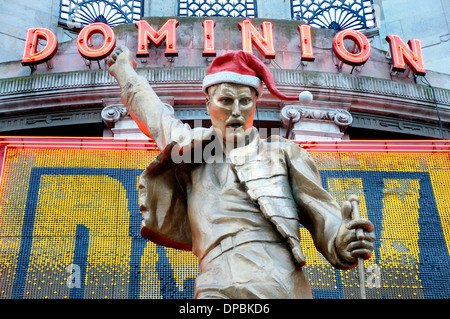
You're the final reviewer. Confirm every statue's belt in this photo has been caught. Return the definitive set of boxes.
[200,229,283,265]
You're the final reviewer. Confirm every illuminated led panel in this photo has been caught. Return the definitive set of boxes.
[0,140,449,299]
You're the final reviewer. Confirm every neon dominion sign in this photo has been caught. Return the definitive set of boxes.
[21,18,426,76]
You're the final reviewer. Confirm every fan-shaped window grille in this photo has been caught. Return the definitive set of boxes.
[291,0,376,31]
[178,0,257,18]
[60,0,143,28]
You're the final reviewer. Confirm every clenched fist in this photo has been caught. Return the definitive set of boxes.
[335,196,375,269]
[108,45,137,78]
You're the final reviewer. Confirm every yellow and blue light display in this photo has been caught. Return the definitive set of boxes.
[0,146,449,299]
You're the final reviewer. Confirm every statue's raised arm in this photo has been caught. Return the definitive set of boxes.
[108,48,375,300]
[108,46,190,149]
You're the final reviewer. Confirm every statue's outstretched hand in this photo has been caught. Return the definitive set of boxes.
[335,197,375,269]
[108,45,137,78]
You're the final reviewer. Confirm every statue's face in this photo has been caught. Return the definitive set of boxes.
[206,83,257,143]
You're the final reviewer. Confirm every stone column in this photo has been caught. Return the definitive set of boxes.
[101,98,148,139]
[281,104,353,140]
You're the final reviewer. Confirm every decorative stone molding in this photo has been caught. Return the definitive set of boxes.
[351,112,450,139]
[281,104,353,131]
[330,109,354,130]
[281,104,353,140]
[101,104,128,128]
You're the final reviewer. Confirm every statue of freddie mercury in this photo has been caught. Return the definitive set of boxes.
[108,46,375,299]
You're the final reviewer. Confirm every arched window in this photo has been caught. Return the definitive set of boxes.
[178,0,257,18]
[59,0,143,29]
[291,0,376,31]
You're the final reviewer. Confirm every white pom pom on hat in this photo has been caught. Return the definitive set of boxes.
[202,51,312,102]
[299,90,313,104]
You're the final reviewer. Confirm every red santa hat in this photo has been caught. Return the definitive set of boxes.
[202,50,303,101]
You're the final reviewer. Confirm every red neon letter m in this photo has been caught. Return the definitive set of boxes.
[239,19,276,59]
[136,19,179,57]
[386,35,426,76]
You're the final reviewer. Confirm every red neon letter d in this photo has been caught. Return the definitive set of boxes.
[22,28,58,66]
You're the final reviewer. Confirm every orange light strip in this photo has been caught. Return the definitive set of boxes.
[293,139,450,153]
[1,137,449,154]
[300,148,450,153]
[0,145,7,192]
[293,139,450,144]
[0,136,158,152]
[2,145,156,152]
[0,142,157,152]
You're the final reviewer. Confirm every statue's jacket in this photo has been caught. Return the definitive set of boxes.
[137,125,349,269]
[123,76,350,270]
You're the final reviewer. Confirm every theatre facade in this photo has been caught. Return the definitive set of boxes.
[2,14,450,140]
[0,0,449,300]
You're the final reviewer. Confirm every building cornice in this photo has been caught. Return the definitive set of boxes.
[0,67,449,127]
[1,67,449,104]
[0,108,103,132]
[0,67,446,96]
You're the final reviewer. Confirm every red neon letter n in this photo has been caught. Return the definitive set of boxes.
[239,19,276,59]
[386,35,426,76]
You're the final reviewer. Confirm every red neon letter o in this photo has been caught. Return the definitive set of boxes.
[333,30,371,66]
[77,22,116,61]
